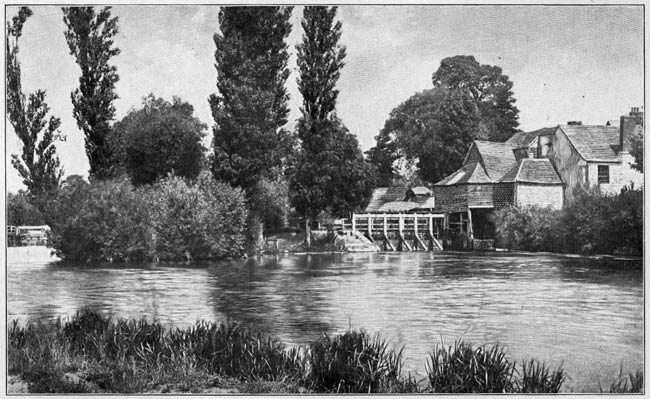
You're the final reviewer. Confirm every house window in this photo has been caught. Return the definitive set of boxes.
[598,165,610,184]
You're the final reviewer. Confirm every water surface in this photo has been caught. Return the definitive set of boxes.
[7,246,643,392]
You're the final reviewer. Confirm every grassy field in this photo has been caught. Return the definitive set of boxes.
[8,310,642,394]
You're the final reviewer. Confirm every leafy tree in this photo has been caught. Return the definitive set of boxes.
[114,94,206,186]
[7,7,63,209]
[290,6,373,247]
[373,56,519,185]
[629,127,643,172]
[432,55,519,142]
[62,6,120,180]
[366,128,400,187]
[209,6,293,253]
[7,191,45,226]
[378,87,481,184]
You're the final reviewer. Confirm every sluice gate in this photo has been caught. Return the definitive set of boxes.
[352,213,445,251]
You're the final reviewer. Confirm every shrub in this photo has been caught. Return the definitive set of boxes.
[146,171,248,260]
[493,187,643,256]
[493,205,562,252]
[48,176,153,262]
[47,172,247,262]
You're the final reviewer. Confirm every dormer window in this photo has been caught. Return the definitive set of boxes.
[598,165,610,184]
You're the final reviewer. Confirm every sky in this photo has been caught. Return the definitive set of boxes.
[4,5,644,193]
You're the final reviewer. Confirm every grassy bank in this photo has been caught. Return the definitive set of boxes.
[9,310,642,393]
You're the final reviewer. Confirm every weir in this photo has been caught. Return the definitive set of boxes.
[352,213,445,251]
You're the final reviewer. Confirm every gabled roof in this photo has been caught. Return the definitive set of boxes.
[558,125,620,161]
[435,162,492,185]
[500,159,563,184]
[506,127,554,148]
[364,186,407,212]
[472,141,518,181]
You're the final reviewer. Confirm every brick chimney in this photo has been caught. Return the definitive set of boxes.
[620,107,643,153]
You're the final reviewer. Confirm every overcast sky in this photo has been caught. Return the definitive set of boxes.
[5,5,644,193]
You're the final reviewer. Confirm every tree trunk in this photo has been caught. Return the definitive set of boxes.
[305,216,311,248]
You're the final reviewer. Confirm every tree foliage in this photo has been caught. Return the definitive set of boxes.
[48,176,153,262]
[365,128,399,187]
[290,6,373,238]
[7,191,45,226]
[146,172,248,260]
[114,94,206,186]
[209,6,294,191]
[368,55,519,185]
[432,55,519,142]
[7,7,63,206]
[62,6,120,180]
[373,87,480,184]
[629,127,643,172]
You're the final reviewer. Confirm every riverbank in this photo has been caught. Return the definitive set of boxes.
[8,310,642,394]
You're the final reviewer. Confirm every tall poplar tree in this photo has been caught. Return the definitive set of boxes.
[7,7,63,210]
[210,6,293,252]
[62,6,120,180]
[290,6,372,247]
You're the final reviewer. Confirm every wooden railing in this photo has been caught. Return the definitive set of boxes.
[351,213,445,251]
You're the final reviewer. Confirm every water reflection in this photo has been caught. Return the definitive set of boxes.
[7,247,643,392]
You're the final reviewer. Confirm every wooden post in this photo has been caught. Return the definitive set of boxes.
[352,214,356,232]
[467,209,473,239]
[368,215,372,239]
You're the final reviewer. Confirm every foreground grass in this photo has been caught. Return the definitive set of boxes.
[8,310,642,393]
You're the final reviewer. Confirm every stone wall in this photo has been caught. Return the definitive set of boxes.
[516,184,564,209]
[587,154,644,195]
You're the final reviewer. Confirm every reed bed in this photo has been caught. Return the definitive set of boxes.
[7,310,641,394]
[425,340,566,393]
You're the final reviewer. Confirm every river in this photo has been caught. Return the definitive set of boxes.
[7,246,643,392]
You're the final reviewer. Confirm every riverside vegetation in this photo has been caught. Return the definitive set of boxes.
[493,187,642,256]
[44,171,249,262]
[8,310,642,394]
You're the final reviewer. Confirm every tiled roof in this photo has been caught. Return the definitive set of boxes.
[435,162,492,185]
[505,127,554,148]
[364,186,407,212]
[500,159,563,184]
[473,141,518,181]
[559,125,620,161]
